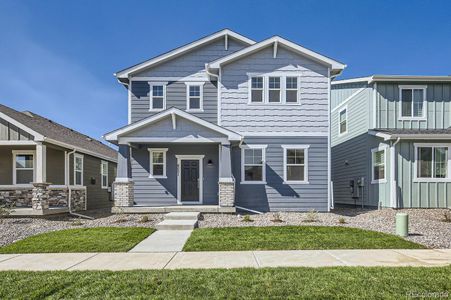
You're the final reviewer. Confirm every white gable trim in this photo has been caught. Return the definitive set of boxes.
[208,36,346,71]
[0,112,45,141]
[104,107,242,142]
[115,29,255,78]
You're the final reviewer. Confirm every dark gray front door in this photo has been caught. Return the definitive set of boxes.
[181,160,199,202]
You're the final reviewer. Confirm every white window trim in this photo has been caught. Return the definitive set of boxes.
[185,82,205,112]
[371,146,388,184]
[100,160,108,189]
[12,150,36,185]
[240,144,267,184]
[74,153,84,186]
[282,145,309,184]
[398,85,427,121]
[148,82,167,112]
[148,148,168,179]
[247,73,301,105]
[268,76,282,103]
[413,143,451,182]
[338,106,348,136]
[176,154,204,204]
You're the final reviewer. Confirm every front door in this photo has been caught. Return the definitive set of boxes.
[180,160,199,202]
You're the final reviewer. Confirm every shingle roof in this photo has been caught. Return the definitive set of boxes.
[0,104,116,161]
[371,128,451,140]
[374,128,451,135]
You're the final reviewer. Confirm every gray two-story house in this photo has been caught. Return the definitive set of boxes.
[105,29,346,212]
[331,75,451,209]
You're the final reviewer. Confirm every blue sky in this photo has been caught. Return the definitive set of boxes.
[1,0,450,142]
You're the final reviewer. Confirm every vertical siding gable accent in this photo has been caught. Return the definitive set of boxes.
[0,117,34,141]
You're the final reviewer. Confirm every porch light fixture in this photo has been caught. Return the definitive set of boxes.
[207,159,213,166]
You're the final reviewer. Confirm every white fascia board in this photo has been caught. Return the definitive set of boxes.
[115,29,255,78]
[0,112,45,141]
[331,77,373,85]
[333,75,451,85]
[104,107,242,142]
[368,130,392,141]
[368,130,451,141]
[208,36,346,71]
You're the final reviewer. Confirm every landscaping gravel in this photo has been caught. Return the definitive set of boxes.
[199,208,451,249]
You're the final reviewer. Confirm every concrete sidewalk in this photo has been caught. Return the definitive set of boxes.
[0,249,449,271]
[129,230,192,252]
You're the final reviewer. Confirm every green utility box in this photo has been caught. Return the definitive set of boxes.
[395,213,409,237]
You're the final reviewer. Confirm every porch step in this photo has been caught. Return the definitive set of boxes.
[155,219,198,230]
[165,212,200,221]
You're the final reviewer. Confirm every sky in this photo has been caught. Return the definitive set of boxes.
[1,0,450,143]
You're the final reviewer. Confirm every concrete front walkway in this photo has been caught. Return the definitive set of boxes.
[129,230,192,252]
[0,249,450,271]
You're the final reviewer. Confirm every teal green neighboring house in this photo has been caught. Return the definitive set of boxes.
[331,75,451,208]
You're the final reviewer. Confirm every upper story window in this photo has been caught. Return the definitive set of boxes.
[268,77,281,103]
[74,154,84,186]
[339,107,348,135]
[13,150,35,185]
[148,148,168,178]
[186,83,204,111]
[282,145,309,184]
[371,146,387,184]
[240,145,267,184]
[285,77,299,103]
[399,85,426,119]
[415,144,450,181]
[149,83,166,111]
[250,77,264,103]
[101,160,108,189]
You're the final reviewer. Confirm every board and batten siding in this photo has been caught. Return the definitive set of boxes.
[130,144,219,206]
[233,136,329,212]
[376,82,451,129]
[330,82,368,110]
[220,45,329,133]
[0,118,33,141]
[130,81,218,123]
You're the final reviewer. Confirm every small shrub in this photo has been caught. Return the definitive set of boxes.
[139,215,150,223]
[338,217,346,224]
[443,211,451,223]
[242,215,253,222]
[271,212,283,223]
[303,209,318,223]
[71,220,83,226]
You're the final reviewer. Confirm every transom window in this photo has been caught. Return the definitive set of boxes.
[250,77,264,103]
[186,84,203,111]
[416,146,448,179]
[241,145,267,183]
[13,151,35,185]
[371,147,386,183]
[285,77,298,103]
[399,86,426,119]
[74,154,84,186]
[268,77,281,103]
[339,107,347,135]
[282,145,308,183]
[149,84,166,111]
[101,161,108,189]
[149,148,168,178]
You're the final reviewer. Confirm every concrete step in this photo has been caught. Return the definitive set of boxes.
[155,219,198,230]
[165,212,200,221]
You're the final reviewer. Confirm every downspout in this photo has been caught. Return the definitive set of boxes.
[390,137,401,209]
[205,63,219,79]
[236,205,263,215]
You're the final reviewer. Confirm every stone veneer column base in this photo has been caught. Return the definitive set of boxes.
[219,180,235,207]
[31,182,50,211]
[114,181,134,207]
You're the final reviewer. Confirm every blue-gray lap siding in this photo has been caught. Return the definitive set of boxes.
[130,144,219,206]
[233,136,329,212]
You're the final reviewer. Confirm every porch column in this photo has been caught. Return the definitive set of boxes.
[114,144,134,207]
[35,142,47,183]
[32,143,49,212]
[218,143,235,207]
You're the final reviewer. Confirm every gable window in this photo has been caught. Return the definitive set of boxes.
[149,148,168,178]
[240,145,267,184]
[250,77,264,103]
[101,161,108,189]
[149,83,166,111]
[416,145,449,180]
[339,107,348,135]
[74,154,84,186]
[186,83,204,111]
[282,145,308,183]
[399,86,426,119]
[268,77,281,103]
[13,150,35,185]
[286,77,299,103]
[371,147,386,183]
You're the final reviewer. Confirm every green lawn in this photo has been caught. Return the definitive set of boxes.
[0,227,153,253]
[0,267,449,299]
[183,226,425,251]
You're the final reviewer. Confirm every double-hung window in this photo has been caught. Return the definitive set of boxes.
[149,148,168,178]
[371,147,387,183]
[339,107,348,135]
[282,145,308,183]
[186,83,203,111]
[241,145,267,184]
[13,150,35,185]
[74,154,84,186]
[399,85,426,119]
[250,76,264,103]
[285,77,299,103]
[416,145,449,180]
[268,77,281,103]
[101,161,108,189]
[149,83,166,111]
